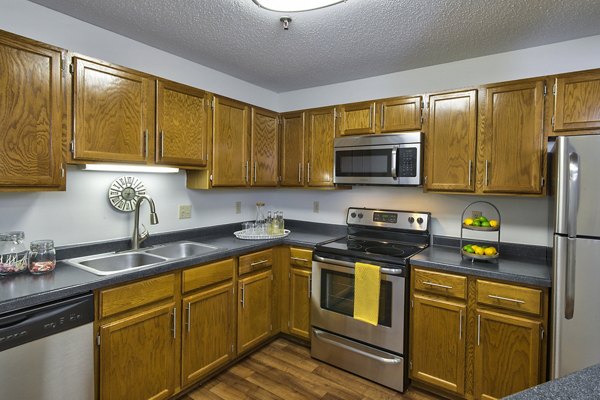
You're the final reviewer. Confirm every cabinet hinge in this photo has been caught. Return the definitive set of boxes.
[553,82,557,96]
[410,299,414,308]
[70,139,75,154]
[288,272,291,279]
[543,84,547,96]
[211,98,215,110]
[551,115,555,127]
[541,177,545,187]
[271,274,274,281]
[287,321,290,328]
[231,344,234,352]
[424,176,427,184]
[209,174,213,182]
[69,64,74,74]
[96,334,101,346]
[270,324,273,331]
[409,360,413,370]
[334,108,338,119]
[541,327,545,341]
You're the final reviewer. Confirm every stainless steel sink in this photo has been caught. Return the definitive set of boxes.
[143,241,219,259]
[65,252,168,276]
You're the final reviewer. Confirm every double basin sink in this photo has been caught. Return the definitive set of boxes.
[65,241,220,276]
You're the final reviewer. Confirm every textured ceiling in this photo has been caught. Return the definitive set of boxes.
[28,0,600,92]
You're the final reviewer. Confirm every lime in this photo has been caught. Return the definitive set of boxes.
[479,216,489,223]
[472,220,481,227]
[466,246,475,253]
[481,221,491,227]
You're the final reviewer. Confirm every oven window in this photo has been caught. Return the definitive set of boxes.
[335,149,392,177]
[320,269,392,327]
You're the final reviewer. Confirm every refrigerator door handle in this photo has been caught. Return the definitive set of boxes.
[567,152,580,238]
[565,238,576,319]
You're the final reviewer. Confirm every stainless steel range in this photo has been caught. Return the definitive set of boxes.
[311,207,430,392]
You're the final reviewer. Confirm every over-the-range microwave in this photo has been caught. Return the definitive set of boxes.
[333,132,423,186]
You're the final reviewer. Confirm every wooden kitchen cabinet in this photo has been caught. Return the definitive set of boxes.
[238,269,273,354]
[250,107,279,186]
[378,96,422,133]
[479,79,545,194]
[72,56,154,163]
[425,90,477,192]
[306,107,337,187]
[287,247,313,339]
[0,30,65,190]
[552,70,600,134]
[280,111,306,186]
[410,266,548,399]
[211,96,250,186]
[339,101,376,135]
[156,80,211,168]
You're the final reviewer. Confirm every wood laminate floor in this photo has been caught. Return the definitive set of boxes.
[182,339,442,400]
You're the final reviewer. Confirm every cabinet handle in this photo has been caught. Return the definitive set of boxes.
[477,314,481,346]
[488,294,525,304]
[240,284,245,308]
[459,309,463,339]
[254,161,257,183]
[245,161,249,183]
[298,163,302,183]
[160,130,165,158]
[485,160,490,186]
[144,129,149,159]
[380,104,384,129]
[307,162,311,183]
[423,281,453,290]
[468,160,472,187]
[369,104,373,129]
[186,302,191,333]
[172,307,177,339]
[291,256,309,263]
[308,273,312,299]
[250,259,269,267]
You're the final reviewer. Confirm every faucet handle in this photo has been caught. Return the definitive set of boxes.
[139,224,149,243]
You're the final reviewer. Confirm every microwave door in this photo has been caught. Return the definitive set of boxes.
[334,145,398,185]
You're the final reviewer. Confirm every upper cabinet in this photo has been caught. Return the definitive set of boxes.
[72,56,154,163]
[280,112,306,187]
[552,70,600,134]
[306,107,337,187]
[338,96,422,136]
[0,30,65,190]
[250,107,279,187]
[156,80,211,168]
[211,96,250,187]
[479,79,545,194]
[425,90,477,192]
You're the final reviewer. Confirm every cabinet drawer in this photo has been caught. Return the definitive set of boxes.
[290,247,312,269]
[476,280,542,316]
[183,258,234,293]
[100,274,175,319]
[413,268,466,300]
[239,249,273,275]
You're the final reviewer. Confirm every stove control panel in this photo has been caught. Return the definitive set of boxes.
[347,207,430,232]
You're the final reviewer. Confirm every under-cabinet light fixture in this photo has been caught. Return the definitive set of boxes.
[81,164,180,173]
[252,0,346,12]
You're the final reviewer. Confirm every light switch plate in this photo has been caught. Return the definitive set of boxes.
[179,204,192,219]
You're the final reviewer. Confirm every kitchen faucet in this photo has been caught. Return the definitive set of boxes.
[131,195,159,250]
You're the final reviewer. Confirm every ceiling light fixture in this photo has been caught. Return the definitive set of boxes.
[252,0,346,12]
[81,164,180,174]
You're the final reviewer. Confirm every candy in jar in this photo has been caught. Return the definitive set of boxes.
[29,240,56,274]
[0,231,29,276]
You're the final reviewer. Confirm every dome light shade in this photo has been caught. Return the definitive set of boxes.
[252,0,346,12]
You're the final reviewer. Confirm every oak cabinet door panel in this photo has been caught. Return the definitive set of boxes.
[280,112,305,186]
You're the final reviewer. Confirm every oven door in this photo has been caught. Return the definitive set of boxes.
[311,255,406,354]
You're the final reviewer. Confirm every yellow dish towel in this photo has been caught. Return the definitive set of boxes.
[353,262,381,326]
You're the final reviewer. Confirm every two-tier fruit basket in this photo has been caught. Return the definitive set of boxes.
[459,201,501,262]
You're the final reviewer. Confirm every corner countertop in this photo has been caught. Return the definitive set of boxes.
[505,364,600,399]
[410,245,552,287]
[0,221,345,315]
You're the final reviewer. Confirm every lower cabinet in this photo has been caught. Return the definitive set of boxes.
[287,247,313,339]
[409,266,548,400]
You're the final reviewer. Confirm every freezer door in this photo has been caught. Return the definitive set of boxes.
[551,235,600,379]
[554,135,600,237]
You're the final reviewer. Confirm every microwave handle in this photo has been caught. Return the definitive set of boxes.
[390,147,398,179]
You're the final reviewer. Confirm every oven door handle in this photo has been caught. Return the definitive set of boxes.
[313,255,404,276]
[313,328,402,365]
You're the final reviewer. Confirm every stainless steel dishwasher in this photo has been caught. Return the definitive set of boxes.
[0,293,94,400]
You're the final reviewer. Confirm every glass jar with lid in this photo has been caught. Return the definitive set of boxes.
[29,240,56,274]
[0,231,29,276]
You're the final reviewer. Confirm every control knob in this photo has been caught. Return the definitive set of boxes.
[408,217,415,223]
[417,217,424,224]
[350,212,357,218]
[357,213,363,219]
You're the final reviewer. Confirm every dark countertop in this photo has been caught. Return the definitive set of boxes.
[0,221,346,315]
[410,245,552,287]
[505,363,600,399]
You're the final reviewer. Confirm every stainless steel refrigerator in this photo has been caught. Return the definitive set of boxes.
[551,134,600,379]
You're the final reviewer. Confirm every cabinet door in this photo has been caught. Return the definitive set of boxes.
[475,309,541,399]
[339,101,376,135]
[554,72,600,132]
[212,97,249,186]
[425,90,477,192]
[182,282,235,387]
[480,80,545,194]
[280,112,305,186]
[238,270,272,354]
[99,303,176,400]
[289,267,311,339]
[378,96,422,133]
[156,81,210,167]
[306,107,336,187]
[410,294,466,395]
[73,57,153,163]
[0,32,64,189]
[250,107,278,186]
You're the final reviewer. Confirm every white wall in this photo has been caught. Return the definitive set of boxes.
[1,0,587,248]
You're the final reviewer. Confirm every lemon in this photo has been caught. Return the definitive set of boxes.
[484,247,497,256]
[489,220,499,228]
[475,247,485,256]
[464,218,474,226]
